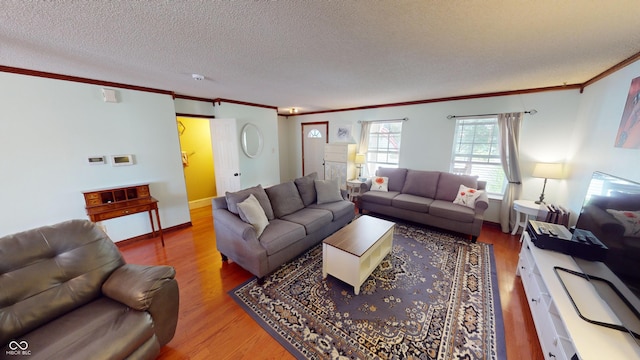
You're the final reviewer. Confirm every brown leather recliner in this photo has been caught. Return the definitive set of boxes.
[0,219,179,360]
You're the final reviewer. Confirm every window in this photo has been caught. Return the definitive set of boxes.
[307,129,322,138]
[365,121,403,175]
[450,117,506,195]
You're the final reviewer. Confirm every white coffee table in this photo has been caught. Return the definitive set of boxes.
[322,215,395,295]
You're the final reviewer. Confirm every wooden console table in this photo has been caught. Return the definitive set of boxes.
[82,184,164,246]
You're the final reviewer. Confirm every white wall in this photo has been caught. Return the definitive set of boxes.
[287,90,581,223]
[0,72,190,241]
[564,60,640,219]
[213,102,281,188]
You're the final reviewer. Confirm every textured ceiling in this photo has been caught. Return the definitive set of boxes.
[2,1,640,114]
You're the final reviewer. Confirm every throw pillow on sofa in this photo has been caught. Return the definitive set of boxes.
[265,181,305,218]
[453,184,484,208]
[225,184,275,220]
[237,194,269,237]
[294,172,318,206]
[315,178,343,204]
[371,176,389,192]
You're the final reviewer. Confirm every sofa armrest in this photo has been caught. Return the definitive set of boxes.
[213,208,257,241]
[103,264,179,346]
[102,264,176,311]
[474,192,489,215]
[360,178,373,193]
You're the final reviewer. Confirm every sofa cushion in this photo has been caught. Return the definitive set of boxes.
[281,208,333,234]
[370,176,389,192]
[258,219,307,255]
[294,172,318,206]
[392,194,433,212]
[315,178,343,204]
[237,194,270,237]
[361,190,400,206]
[435,172,479,202]
[225,184,275,220]
[453,184,485,209]
[21,297,159,360]
[265,181,306,218]
[429,200,476,223]
[308,200,355,221]
[376,167,408,192]
[401,170,440,198]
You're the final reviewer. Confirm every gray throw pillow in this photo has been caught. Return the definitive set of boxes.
[237,194,269,237]
[294,172,318,206]
[265,181,305,218]
[315,179,342,204]
[225,185,275,220]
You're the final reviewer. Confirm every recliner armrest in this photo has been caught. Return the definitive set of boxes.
[474,192,489,215]
[102,264,176,311]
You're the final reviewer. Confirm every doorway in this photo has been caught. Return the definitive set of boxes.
[302,122,328,179]
[177,116,217,209]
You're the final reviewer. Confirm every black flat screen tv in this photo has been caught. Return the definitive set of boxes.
[573,171,640,341]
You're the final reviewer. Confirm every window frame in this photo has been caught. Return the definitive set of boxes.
[364,120,404,176]
[449,116,506,197]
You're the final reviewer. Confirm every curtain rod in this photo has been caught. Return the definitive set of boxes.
[357,117,408,123]
[446,109,537,119]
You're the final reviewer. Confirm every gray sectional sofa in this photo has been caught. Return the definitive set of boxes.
[213,172,355,283]
[360,168,489,241]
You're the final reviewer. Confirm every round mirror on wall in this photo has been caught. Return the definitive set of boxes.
[241,123,264,158]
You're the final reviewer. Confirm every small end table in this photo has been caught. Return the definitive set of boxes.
[346,179,366,202]
[512,199,542,241]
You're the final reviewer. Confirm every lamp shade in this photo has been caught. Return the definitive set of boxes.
[532,163,564,179]
[355,153,366,165]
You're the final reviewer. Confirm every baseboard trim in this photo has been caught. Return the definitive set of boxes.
[189,197,215,210]
[115,222,192,247]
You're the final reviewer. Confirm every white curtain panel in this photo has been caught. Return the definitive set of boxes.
[498,112,523,233]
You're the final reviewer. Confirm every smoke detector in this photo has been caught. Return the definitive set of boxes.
[192,73,205,81]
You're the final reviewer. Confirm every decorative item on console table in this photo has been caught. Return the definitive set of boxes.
[82,183,164,246]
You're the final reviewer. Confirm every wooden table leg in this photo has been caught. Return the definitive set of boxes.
[154,208,164,247]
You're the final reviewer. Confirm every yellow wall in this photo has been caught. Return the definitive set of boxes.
[178,117,216,202]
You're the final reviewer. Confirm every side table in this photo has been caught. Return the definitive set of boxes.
[346,179,366,202]
[512,199,542,241]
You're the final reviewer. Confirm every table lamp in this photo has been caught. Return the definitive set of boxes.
[532,162,564,204]
[355,153,366,179]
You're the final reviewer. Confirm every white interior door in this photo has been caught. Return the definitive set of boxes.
[210,118,241,194]
[302,122,328,179]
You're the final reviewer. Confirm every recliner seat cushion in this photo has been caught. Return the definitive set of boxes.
[281,208,333,234]
[21,297,159,360]
[361,191,400,206]
[391,194,433,212]
[429,200,476,223]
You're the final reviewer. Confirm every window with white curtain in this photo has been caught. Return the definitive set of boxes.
[365,121,403,175]
[450,116,506,195]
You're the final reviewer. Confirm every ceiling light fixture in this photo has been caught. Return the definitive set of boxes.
[289,108,299,114]
[192,73,205,81]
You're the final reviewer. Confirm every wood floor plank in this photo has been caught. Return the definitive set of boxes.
[117,206,542,359]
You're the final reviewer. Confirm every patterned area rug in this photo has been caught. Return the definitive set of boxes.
[230,222,506,359]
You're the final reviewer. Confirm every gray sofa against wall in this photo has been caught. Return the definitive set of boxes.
[213,172,355,283]
[359,168,489,241]
[0,219,179,360]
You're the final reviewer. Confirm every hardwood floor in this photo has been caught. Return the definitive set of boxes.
[117,207,543,359]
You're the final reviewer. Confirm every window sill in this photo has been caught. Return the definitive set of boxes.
[487,193,504,201]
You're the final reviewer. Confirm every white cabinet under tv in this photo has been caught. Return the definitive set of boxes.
[517,232,640,359]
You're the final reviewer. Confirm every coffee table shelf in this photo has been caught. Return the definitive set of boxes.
[322,215,395,294]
